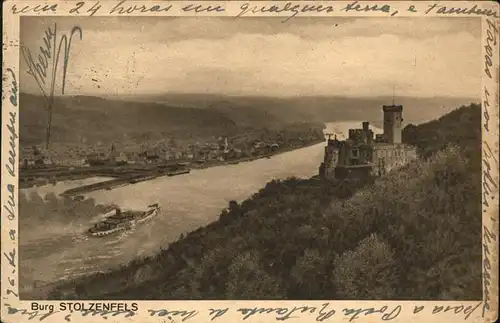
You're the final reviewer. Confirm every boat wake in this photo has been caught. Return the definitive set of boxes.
[71,234,89,243]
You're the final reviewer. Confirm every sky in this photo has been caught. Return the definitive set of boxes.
[20,16,481,98]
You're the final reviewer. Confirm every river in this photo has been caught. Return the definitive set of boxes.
[19,122,382,298]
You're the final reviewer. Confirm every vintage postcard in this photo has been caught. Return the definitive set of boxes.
[1,1,499,323]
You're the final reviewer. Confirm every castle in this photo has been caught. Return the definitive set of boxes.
[319,104,417,180]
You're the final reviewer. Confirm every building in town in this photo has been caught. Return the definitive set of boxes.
[319,104,417,180]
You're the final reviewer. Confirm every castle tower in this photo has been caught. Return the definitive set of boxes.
[382,105,403,144]
[362,121,369,133]
[362,121,373,144]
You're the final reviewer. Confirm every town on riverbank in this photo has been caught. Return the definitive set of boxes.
[20,126,326,194]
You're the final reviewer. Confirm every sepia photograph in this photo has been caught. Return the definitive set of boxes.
[16,14,484,303]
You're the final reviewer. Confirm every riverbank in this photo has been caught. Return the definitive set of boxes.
[191,138,325,170]
[22,138,326,194]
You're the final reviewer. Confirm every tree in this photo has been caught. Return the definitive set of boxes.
[402,124,418,145]
[289,249,330,299]
[332,233,398,299]
[225,251,284,299]
[228,200,240,213]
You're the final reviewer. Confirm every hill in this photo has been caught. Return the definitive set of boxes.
[402,105,482,162]
[19,93,238,147]
[21,91,475,149]
[122,93,475,128]
[19,93,323,149]
[48,103,482,300]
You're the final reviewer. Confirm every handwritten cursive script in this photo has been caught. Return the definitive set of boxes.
[4,68,18,178]
[341,1,391,14]
[3,66,19,302]
[343,305,401,321]
[5,305,60,321]
[237,2,334,22]
[4,183,16,221]
[483,225,497,317]
[483,87,491,132]
[482,140,498,317]
[3,242,17,298]
[4,68,18,106]
[5,111,18,177]
[481,14,499,318]
[78,308,136,319]
[235,303,400,321]
[21,24,82,100]
[484,19,498,79]
[425,4,499,17]
[110,0,172,14]
[237,305,318,321]
[20,23,82,149]
[11,3,57,14]
[148,309,198,321]
[482,142,498,209]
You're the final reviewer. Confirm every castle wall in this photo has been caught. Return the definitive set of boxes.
[320,145,339,179]
[372,144,417,176]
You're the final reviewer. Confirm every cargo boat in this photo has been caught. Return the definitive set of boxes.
[129,174,157,184]
[87,203,160,237]
[60,177,134,197]
[167,168,191,176]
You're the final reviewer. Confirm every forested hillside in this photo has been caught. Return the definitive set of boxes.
[19,93,323,148]
[49,103,482,300]
[21,92,474,149]
[403,103,481,163]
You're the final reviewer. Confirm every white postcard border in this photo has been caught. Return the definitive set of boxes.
[2,1,499,323]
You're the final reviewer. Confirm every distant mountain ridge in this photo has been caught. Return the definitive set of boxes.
[20,92,475,147]
[109,92,476,126]
[20,93,239,147]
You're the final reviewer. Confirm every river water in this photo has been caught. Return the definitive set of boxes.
[19,122,382,297]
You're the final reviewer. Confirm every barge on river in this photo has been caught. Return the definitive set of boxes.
[88,203,161,237]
